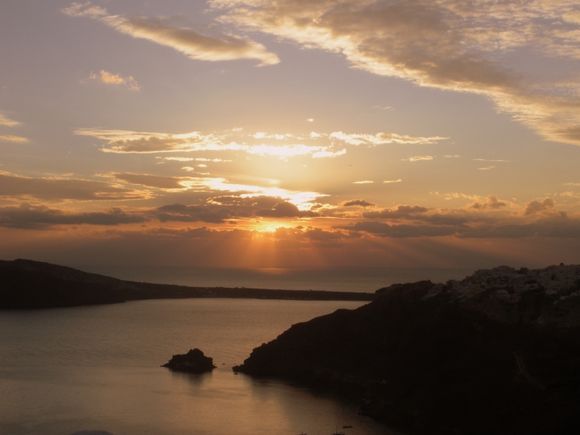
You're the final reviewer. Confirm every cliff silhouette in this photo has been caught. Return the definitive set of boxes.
[235,265,580,435]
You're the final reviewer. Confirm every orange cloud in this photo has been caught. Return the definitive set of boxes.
[89,70,140,91]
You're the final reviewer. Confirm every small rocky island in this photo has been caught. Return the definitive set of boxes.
[234,264,580,435]
[162,348,215,374]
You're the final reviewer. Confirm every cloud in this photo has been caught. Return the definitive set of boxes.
[0,135,29,143]
[344,221,457,238]
[212,0,580,145]
[402,155,434,162]
[74,127,436,158]
[179,177,324,210]
[259,200,305,218]
[333,197,580,239]
[0,203,146,228]
[0,192,318,228]
[158,156,231,163]
[312,148,347,159]
[352,180,374,185]
[74,128,344,158]
[471,196,507,210]
[343,199,374,207]
[341,216,580,239]
[525,198,555,215]
[0,172,141,201]
[63,1,279,66]
[155,203,231,223]
[0,169,323,211]
[114,172,186,189]
[3,195,580,247]
[0,113,28,144]
[329,131,446,146]
[89,70,140,91]
[383,178,403,184]
[343,211,580,239]
[473,158,509,163]
[0,113,20,127]
[155,196,314,223]
[363,205,430,219]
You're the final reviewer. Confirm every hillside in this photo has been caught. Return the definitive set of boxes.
[0,259,373,309]
[234,265,580,435]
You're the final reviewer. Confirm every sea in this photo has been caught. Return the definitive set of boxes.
[80,265,473,292]
[0,298,396,435]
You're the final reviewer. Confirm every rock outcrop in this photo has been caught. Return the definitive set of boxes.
[234,265,580,435]
[162,348,216,374]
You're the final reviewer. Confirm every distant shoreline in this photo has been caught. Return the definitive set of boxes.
[0,259,374,310]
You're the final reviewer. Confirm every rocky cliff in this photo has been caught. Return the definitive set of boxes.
[234,265,580,435]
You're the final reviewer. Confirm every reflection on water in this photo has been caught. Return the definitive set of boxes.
[0,299,392,435]
[70,432,114,435]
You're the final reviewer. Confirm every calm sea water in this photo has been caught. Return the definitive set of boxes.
[78,265,473,292]
[0,299,393,435]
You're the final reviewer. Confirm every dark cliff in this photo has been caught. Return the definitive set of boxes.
[234,265,580,435]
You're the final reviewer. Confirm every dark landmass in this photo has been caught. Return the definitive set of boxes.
[234,264,580,435]
[162,348,215,374]
[0,259,373,309]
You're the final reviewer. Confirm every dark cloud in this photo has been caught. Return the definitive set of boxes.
[0,195,318,229]
[155,203,230,224]
[343,199,374,207]
[525,198,555,215]
[0,173,138,201]
[344,221,457,238]
[342,214,580,239]
[471,196,507,210]
[259,201,303,217]
[155,196,315,223]
[363,205,429,219]
[0,204,146,228]
[114,173,185,189]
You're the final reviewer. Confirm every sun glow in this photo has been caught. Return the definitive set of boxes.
[180,177,324,210]
[252,220,293,233]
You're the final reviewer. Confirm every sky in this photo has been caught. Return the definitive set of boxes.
[1,0,579,288]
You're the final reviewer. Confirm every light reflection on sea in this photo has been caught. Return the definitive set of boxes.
[0,299,393,435]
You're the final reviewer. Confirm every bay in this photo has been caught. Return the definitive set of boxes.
[0,299,392,435]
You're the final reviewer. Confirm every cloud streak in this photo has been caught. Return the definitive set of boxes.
[0,194,316,228]
[0,113,20,127]
[0,135,29,144]
[0,204,146,229]
[212,0,580,145]
[0,172,141,201]
[63,1,279,66]
[75,127,443,158]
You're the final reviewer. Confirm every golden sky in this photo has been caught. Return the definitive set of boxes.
[1,0,580,279]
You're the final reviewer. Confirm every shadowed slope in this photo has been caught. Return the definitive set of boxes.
[235,266,580,435]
